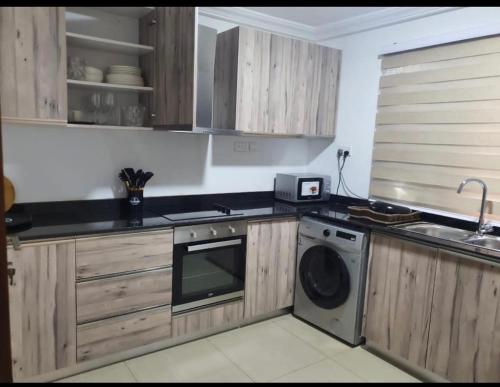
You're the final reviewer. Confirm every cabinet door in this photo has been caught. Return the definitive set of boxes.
[139,7,195,129]
[244,218,298,319]
[0,7,67,124]
[213,26,340,136]
[363,233,437,368]
[426,250,500,382]
[8,240,76,381]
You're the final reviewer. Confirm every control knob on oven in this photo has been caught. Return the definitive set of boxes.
[228,225,236,234]
[190,230,197,238]
[210,227,218,236]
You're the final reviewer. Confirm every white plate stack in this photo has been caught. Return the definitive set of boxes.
[106,65,144,86]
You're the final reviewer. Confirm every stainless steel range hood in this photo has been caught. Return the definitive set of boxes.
[168,13,335,140]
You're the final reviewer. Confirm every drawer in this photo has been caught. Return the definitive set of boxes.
[172,300,244,338]
[76,229,173,279]
[77,305,172,362]
[77,267,172,323]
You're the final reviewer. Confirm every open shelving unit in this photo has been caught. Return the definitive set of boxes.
[67,123,153,131]
[65,7,155,131]
[66,32,154,56]
[67,79,153,93]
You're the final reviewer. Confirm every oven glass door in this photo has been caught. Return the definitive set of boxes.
[173,236,246,311]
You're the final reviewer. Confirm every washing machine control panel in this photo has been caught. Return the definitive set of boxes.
[336,230,356,241]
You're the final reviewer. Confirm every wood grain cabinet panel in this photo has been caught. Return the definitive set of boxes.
[7,240,76,381]
[75,230,173,279]
[244,218,298,319]
[76,268,172,323]
[363,233,437,368]
[0,7,67,124]
[77,306,172,362]
[426,250,500,382]
[213,26,340,137]
[172,300,244,337]
[139,7,195,129]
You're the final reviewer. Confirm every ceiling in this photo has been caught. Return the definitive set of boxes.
[199,7,461,42]
[245,7,388,27]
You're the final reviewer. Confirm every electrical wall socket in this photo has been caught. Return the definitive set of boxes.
[337,145,352,157]
[234,141,250,152]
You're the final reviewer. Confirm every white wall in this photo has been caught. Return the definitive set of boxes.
[7,7,500,203]
[3,124,332,202]
[312,7,500,198]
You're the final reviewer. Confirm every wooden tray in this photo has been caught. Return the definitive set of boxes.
[347,206,421,225]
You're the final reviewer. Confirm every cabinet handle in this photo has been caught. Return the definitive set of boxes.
[7,263,15,286]
[7,236,21,250]
[149,19,157,26]
[151,113,156,119]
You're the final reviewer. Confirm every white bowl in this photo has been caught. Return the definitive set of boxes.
[85,66,103,76]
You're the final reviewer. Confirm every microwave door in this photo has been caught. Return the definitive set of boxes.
[297,177,323,200]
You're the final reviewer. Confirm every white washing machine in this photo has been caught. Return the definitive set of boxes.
[293,216,369,345]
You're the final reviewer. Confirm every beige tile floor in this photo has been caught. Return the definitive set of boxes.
[58,314,420,383]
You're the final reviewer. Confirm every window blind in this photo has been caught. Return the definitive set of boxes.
[371,35,500,220]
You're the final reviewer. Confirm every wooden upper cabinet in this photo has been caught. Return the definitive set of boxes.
[139,7,195,129]
[426,249,500,382]
[213,27,340,137]
[244,218,298,319]
[0,7,67,125]
[7,240,76,381]
[363,233,437,368]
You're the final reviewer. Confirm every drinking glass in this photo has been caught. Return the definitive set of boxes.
[121,105,146,127]
[87,93,101,124]
[67,56,86,80]
[100,92,115,124]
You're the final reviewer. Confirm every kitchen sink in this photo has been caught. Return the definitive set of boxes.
[463,235,500,251]
[394,222,476,241]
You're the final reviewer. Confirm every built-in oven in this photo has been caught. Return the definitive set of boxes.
[172,220,247,313]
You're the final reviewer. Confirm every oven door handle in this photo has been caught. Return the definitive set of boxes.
[187,238,243,252]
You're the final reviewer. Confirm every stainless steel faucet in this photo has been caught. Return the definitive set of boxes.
[456,178,493,236]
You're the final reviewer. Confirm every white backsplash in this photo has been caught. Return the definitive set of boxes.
[2,124,334,203]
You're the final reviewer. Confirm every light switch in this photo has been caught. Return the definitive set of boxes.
[234,141,250,152]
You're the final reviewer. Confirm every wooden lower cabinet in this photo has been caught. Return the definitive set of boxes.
[364,233,500,382]
[77,306,172,362]
[172,300,244,337]
[7,240,76,381]
[76,267,172,323]
[75,229,173,280]
[363,233,437,368]
[244,218,298,319]
[426,250,500,382]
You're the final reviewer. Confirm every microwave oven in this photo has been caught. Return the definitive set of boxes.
[275,173,331,203]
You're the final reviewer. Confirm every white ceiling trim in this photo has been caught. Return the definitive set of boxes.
[198,7,315,41]
[199,7,463,43]
[315,7,463,42]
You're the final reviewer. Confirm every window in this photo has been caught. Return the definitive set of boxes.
[371,35,500,220]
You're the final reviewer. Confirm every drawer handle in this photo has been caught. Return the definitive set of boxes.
[77,266,172,283]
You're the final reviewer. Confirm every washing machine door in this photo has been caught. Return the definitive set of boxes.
[299,245,350,309]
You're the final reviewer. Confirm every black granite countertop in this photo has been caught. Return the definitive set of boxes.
[7,192,340,241]
[6,191,500,264]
